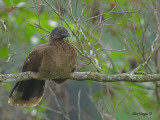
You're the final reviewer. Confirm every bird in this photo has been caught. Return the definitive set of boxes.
[8,27,77,107]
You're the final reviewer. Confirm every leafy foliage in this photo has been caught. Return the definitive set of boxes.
[0,0,160,120]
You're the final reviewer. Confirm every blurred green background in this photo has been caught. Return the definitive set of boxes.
[0,0,160,120]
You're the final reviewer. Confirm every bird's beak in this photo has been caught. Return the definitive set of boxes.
[67,33,72,37]
[62,33,72,38]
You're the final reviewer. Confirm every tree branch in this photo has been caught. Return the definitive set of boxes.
[1,71,160,83]
[0,72,34,82]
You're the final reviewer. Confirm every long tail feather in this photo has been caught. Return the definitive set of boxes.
[8,79,45,107]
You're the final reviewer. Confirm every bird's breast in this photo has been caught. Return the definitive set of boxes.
[37,41,77,80]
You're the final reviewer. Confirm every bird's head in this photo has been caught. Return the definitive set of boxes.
[49,27,71,41]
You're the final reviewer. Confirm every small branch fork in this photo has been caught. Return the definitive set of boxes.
[0,19,16,63]
[1,71,160,83]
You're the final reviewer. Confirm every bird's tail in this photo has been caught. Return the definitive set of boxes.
[8,79,45,107]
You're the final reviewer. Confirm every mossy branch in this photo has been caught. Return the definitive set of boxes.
[0,71,160,83]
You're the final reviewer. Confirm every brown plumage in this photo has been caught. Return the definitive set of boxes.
[8,27,77,106]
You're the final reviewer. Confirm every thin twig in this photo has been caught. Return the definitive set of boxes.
[38,104,62,114]
[131,34,160,73]
[0,19,7,31]
[75,0,79,20]
[155,83,160,108]
[101,47,126,52]
[27,22,50,33]
[41,34,49,39]
[77,0,85,23]
[83,5,117,23]
[12,4,47,9]
[114,91,130,110]
[78,90,81,120]
[33,0,41,25]
[88,87,104,119]
[0,19,16,63]
[49,87,70,120]
[141,15,153,60]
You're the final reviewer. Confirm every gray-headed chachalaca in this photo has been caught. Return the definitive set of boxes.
[8,27,77,106]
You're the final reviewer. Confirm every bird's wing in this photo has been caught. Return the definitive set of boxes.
[9,45,46,106]
[22,48,43,72]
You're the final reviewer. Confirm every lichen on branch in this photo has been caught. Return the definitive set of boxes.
[0,71,160,83]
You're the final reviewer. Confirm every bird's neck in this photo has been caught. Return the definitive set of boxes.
[49,39,65,45]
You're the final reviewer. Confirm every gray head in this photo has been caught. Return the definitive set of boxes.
[49,27,71,41]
